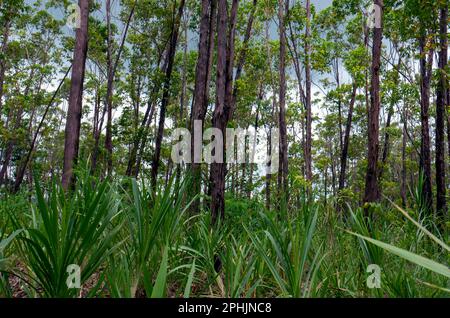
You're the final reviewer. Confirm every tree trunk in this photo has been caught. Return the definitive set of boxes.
[104,0,136,177]
[151,0,186,189]
[401,102,407,208]
[418,34,434,212]
[248,89,262,199]
[435,3,448,220]
[210,0,238,223]
[378,56,402,182]
[190,0,217,213]
[338,83,357,191]
[278,0,289,199]
[304,0,313,186]
[61,0,89,190]
[363,0,383,205]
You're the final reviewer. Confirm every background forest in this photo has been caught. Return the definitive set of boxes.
[0,0,449,298]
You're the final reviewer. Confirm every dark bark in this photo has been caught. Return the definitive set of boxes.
[210,0,238,223]
[133,100,157,177]
[338,83,357,192]
[401,103,407,208]
[151,0,186,189]
[435,3,448,220]
[363,0,383,205]
[278,0,289,198]
[61,0,89,190]
[190,0,217,213]
[304,0,312,186]
[418,34,434,212]
[104,0,136,176]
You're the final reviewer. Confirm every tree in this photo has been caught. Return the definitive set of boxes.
[304,0,312,187]
[61,0,90,190]
[103,0,136,177]
[363,0,383,205]
[435,1,448,219]
[151,0,186,189]
[190,0,217,212]
[418,28,434,212]
[277,0,289,202]
[210,0,238,223]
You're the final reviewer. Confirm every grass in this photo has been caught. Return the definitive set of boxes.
[0,170,448,298]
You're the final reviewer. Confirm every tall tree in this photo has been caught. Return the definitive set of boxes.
[278,0,288,198]
[190,0,217,212]
[435,1,448,219]
[104,0,136,176]
[61,0,90,190]
[210,0,238,223]
[304,0,312,186]
[363,0,383,205]
[418,33,434,212]
[338,83,357,192]
[151,0,186,189]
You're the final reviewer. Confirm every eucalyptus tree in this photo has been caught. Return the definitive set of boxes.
[363,0,384,205]
[62,0,90,190]
[435,0,447,219]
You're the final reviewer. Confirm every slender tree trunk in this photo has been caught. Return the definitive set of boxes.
[61,0,89,190]
[378,56,402,182]
[435,3,448,220]
[248,89,262,199]
[133,100,157,177]
[418,34,434,212]
[401,102,407,208]
[104,1,136,177]
[210,0,238,223]
[278,0,289,199]
[304,0,313,186]
[363,0,383,205]
[335,59,343,152]
[265,18,275,211]
[176,13,189,187]
[91,88,105,173]
[151,0,186,189]
[104,0,114,176]
[338,83,357,191]
[190,0,217,212]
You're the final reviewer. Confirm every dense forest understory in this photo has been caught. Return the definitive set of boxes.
[0,0,449,298]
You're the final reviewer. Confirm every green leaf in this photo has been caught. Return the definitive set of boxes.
[183,259,196,298]
[151,246,169,298]
[347,231,450,279]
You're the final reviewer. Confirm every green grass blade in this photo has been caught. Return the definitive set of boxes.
[347,231,450,279]
[151,246,169,298]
